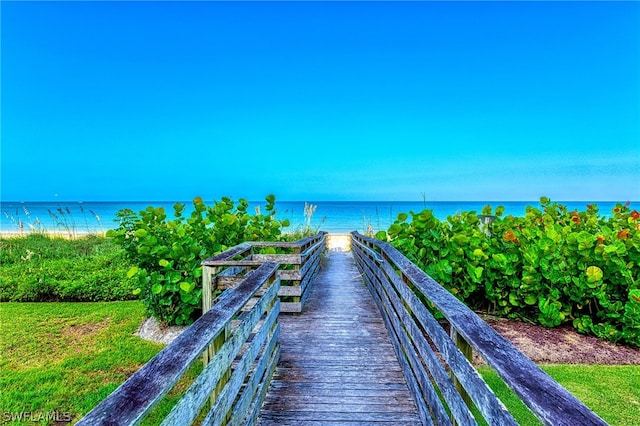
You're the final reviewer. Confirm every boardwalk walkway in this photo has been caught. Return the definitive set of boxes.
[258,249,421,425]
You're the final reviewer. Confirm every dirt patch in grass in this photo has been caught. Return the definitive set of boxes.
[474,316,640,365]
[62,319,110,339]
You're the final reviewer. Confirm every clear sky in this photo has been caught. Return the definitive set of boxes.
[1,1,639,202]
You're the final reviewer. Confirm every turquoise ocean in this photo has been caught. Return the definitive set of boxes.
[0,200,632,235]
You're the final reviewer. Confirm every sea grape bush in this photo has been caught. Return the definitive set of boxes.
[376,197,640,347]
[107,195,289,326]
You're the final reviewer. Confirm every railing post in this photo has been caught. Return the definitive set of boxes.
[450,326,473,425]
[291,243,302,307]
[202,265,218,366]
[210,323,232,411]
[202,264,233,413]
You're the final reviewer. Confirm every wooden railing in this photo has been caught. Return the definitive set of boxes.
[351,232,607,426]
[201,232,326,314]
[77,262,281,426]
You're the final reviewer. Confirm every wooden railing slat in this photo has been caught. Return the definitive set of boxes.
[353,247,440,426]
[373,254,515,425]
[203,318,280,425]
[159,281,280,425]
[253,253,301,264]
[77,262,279,426]
[202,243,253,265]
[228,317,280,426]
[241,345,281,426]
[357,246,480,426]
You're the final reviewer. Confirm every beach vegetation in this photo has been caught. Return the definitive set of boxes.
[107,195,289,326]
[0,234,136,302]
[378,197,640,347]
[285,202,326,240]
[2,204,104,237]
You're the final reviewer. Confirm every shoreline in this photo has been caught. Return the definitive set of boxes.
[0,230,354,252]
[0,229,355,239]
[0,229,108,237]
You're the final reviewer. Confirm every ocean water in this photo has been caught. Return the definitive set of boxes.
[0,200,630,235]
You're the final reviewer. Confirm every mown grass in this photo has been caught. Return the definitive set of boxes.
[479,365,640,425]
[0,301,163,424]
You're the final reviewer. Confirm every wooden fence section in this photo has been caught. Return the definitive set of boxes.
[202,232,326,314]
[351,232,607,426]
[77,262,281,426]
[258,250,422,425]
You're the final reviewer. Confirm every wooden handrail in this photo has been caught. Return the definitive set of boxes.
[351,232,607,426]
[202,242,252,266]
[77,262,281,426]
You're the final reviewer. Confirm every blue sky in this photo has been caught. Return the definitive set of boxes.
[2,1,639,202]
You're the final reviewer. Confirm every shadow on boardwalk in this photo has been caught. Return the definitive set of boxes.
[258,249,421,425]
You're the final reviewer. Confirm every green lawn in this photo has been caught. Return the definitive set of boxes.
[0,301,163,424]
[479,365,640,425]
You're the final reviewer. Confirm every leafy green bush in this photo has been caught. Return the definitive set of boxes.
[107,195,290,326]
[377,197,640,347]
[0,234,137,302]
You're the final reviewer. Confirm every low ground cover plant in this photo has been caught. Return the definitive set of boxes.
[107,195,290,326]
[0,234,136,302]
[377,197,640,346]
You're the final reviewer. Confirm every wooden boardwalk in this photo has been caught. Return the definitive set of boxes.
[258,249,421,425]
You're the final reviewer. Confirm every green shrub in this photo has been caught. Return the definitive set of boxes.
[0,235,137,302]
[378,197,640,347]
[107,195,290,326]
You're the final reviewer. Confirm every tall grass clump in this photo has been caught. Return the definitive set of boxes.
[0,234,137,302]
[2,204,105,237]
[286,202,326,240]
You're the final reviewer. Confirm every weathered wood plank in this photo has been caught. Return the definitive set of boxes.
[299,238,325,262]
[293,232,327,252]
[278,302,302,313]
[216,276,246,289]
[258,250,420,425]
[259,410,424,423]
[278,269,302,281]
[252,253,302,264]
[262,394,416,406]
[204,260,264,267]
[267,381,416,394]
[202,242,252,266]
[250,241,300,248]
[259,420,421,426]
